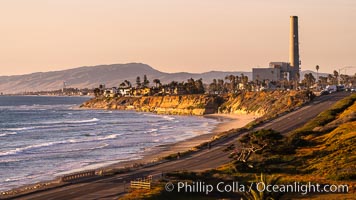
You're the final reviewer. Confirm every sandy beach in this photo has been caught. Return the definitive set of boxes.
[110,113,259,168]
[206,113,259,133]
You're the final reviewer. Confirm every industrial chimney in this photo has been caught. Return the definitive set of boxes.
[289,16,300,80]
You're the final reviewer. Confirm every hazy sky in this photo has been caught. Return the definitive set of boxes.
[0,0,355,75]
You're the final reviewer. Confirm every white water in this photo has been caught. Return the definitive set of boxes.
[0,96,219,192]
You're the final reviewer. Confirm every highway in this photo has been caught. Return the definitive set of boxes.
[12,92,349,200]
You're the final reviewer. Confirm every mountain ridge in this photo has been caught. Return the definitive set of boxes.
[0,63,331,94]
[0,63,251,94]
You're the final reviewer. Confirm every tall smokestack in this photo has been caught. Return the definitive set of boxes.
[289,16,300,80]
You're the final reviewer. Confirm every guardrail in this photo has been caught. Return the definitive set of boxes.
[130,175,152,189]
[60,170,96,182]
[0,170,98,198]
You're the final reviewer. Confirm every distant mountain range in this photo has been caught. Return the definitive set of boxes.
[0,63,252,94]
[0,63,331,94]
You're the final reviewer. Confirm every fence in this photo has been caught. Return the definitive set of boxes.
[130,175,152,189]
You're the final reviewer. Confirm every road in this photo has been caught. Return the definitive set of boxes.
[11,92,349,200]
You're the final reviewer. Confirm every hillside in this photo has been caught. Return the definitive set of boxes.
[227,93,356,180]
[120,93,356,200]
[290,94,356,181]
[229,93,356,198]
[0,63,251,94]
[218,90,310,118]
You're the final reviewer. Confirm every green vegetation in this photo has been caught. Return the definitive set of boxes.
[228,93,356,183]
[230,94,356,181]
[120,186,163,200]
[290,93,356,142]
[218,90,312,123]
[223,130,296,176]
[122,93,356,199]
[285,95,356,181]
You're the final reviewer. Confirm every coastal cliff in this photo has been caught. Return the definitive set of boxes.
[81,91,311,117]
[218,90,310,119]
[81,95,223,115]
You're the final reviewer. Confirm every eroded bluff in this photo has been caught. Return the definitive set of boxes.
[81,91,311,117]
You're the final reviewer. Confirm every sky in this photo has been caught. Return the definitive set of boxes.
[0,0,355,76]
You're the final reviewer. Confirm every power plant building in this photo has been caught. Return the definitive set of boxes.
[253,68,280,82]
[253,16,300,83]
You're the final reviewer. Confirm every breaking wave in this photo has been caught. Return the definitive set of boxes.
[0,132,17,137]
[0,134,118,156]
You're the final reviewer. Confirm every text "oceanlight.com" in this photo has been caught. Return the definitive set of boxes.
[165,181,349,195]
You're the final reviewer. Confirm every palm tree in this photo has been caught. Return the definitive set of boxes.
[195,78,204,94]
[217,79,224,93]
[169,81,178,87]
[243,75,248,84]
[239,73,249,90]
[319,76,327,87]
[303,73,316,88]
[228,75,236,92]
[124,80,132,87]
[327,74,333,85]
[119,82,126,88]
[333,70,339,85]
[93,88,100,97]
[224,75,236,92]
[209,79,218,94]
[143,74,150,87]
[136,76,141,88]
[225,75,231,92]
[153,79,161,88]
[186,78,196,94]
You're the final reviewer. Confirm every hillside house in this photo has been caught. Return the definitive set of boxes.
[118,87,131,96]
[104,87,118,97]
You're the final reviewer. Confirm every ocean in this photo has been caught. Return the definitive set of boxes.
[0,96,219,192]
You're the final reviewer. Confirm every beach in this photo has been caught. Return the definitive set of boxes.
[206,113,258,133]
[108,113,258,169]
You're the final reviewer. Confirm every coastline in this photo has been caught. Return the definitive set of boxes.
[108,113,258,167]
[205,113,258,133]
[1,112,256,198]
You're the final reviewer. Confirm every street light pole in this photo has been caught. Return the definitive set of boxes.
[338,66,356,85]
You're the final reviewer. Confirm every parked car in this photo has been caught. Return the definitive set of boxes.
[326,85,337,93]
[320,90,329,95]
[337,85,345,91]
[345,87,356,92]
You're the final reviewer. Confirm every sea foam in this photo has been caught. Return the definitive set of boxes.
[0,134,118,156]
